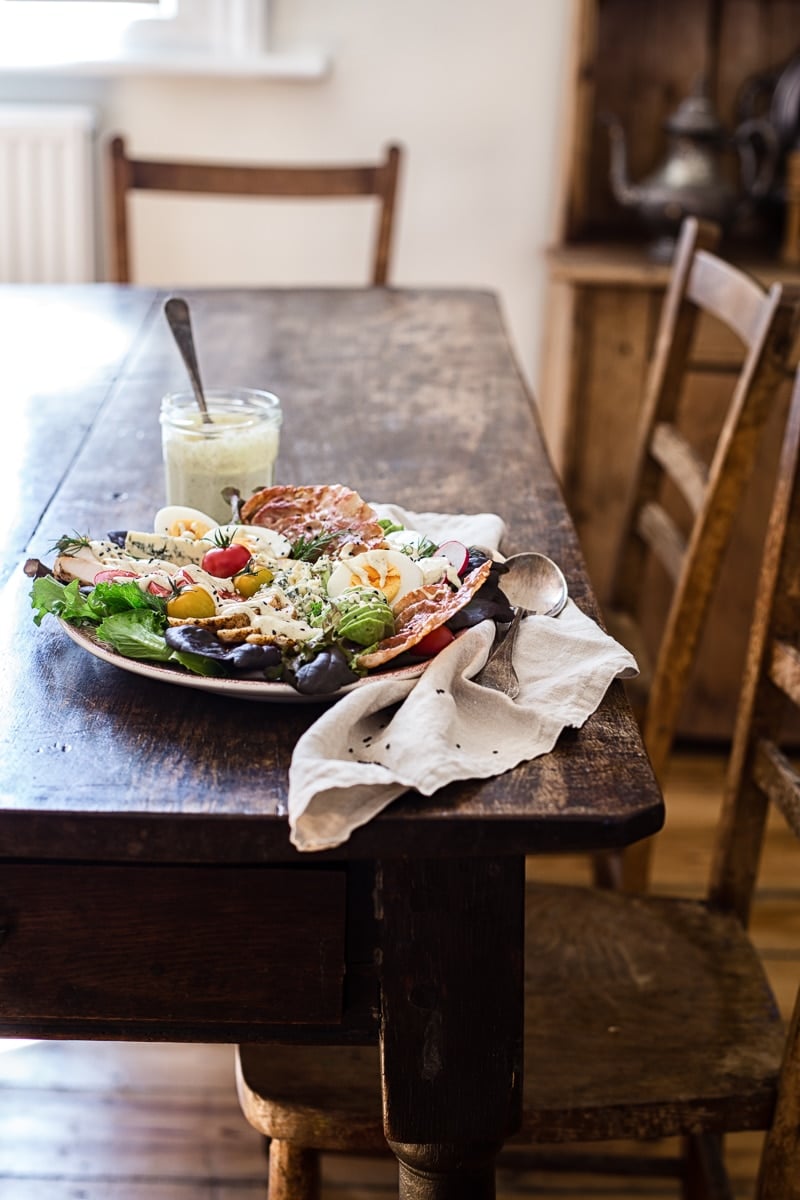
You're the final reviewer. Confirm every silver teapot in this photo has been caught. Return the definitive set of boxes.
[733,51,800,243]
[604,78,776,260]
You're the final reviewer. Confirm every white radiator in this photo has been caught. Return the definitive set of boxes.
[0,105,96,283]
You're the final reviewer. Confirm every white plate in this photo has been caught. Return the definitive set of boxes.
[59,620,427,704]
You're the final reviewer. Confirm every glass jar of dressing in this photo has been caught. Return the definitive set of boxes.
[160,388,282,523]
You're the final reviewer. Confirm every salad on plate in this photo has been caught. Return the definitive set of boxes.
[29,484,514,696]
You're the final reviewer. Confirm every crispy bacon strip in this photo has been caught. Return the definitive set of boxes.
[357,559,492,669]
[240,484,386,550]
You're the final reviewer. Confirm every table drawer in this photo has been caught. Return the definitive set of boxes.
[0,864,346,1031]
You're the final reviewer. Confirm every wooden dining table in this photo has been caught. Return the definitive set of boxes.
[0,284,663,1198]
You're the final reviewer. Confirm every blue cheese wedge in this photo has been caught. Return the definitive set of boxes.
[124,531,207,565]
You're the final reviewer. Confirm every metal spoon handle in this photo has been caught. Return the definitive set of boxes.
[474,582,567,699]
[164,297,212,424]
[474,609,525,699]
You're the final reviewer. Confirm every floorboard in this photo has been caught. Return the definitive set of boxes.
[0,753,796,1199]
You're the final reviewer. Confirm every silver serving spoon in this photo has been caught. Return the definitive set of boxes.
[475,552,568,698]
[497,552,569,615]
[164,296,213,424]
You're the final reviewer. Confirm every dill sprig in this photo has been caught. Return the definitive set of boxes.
[50,532,91,555]
[412,535,439,559]
[290,528,353,562]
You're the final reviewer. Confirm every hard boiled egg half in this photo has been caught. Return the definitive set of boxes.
[327,549,424,609]
[154,505,217,540]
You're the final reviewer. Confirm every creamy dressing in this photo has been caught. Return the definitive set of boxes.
[419,555,462,589]
[87,544,181,578]
[217,598,317,643]
[160,390,282,523]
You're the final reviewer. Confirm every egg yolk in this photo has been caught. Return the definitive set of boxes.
[348,563,401,602]
[166,517,215,539]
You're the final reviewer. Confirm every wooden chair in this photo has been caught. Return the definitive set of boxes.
[595,216,799,892]
[107,135,403,285]
[782,149,800,266]
[236,365,800,1199]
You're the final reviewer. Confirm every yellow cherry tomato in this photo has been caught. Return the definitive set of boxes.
[233,566,274,598]
[166,586,216,619]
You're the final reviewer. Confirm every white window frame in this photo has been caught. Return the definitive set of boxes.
[0,0,327,77]
[0,0,268,54]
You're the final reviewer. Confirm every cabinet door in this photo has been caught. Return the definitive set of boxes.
[562,285,656,599]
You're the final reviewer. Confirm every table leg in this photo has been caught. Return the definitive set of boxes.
[377,857,524,1199]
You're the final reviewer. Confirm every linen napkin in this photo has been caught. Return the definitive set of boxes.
[288,505,638,852]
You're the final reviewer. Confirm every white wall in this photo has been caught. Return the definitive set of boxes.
[1,0,574,390]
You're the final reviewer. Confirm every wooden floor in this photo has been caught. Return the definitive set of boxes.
[0,752,797,1199]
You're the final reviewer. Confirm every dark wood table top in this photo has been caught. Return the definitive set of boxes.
[0,285,663,864]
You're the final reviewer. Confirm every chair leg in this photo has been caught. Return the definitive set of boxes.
[592,838,654,892]
[267,1139,321,1200]
[681,1134,733,1200]
[592,849,623,889]
[755,987,800,1200]
[618,838,654,892]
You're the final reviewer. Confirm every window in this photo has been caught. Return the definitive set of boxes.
[0,0,277,69]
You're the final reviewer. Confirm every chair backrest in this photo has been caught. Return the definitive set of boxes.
[108,135,403,286]
[608,218,800,793]
[709,365,800,922]
[782,149,800,266]
[706,366,800,1197]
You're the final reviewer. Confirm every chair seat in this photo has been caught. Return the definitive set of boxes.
[236,1042,386,1153]
[520,883,782,1140]
[236,881,784,1152]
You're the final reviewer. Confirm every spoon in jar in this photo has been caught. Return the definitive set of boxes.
[164,296,213,424]
[475,552,568,698]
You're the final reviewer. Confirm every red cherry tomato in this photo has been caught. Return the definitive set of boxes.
[93,569,138,583]
[201,543,252,578]
[412,626,455,657]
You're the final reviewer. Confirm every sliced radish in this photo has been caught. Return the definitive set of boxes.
[93,569,138,584]
[436,540,470,575]
[146,580,173,597]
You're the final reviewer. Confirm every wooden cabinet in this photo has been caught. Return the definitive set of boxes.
[539,0,800,740]
[558,0,798,247]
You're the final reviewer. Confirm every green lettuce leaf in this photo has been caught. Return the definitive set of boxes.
[30,577,99,626]
[31,576,167,631]
[95,610,172,661]
[88,581,166,618]
[170,649,225,677]
[377,518,404,535]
